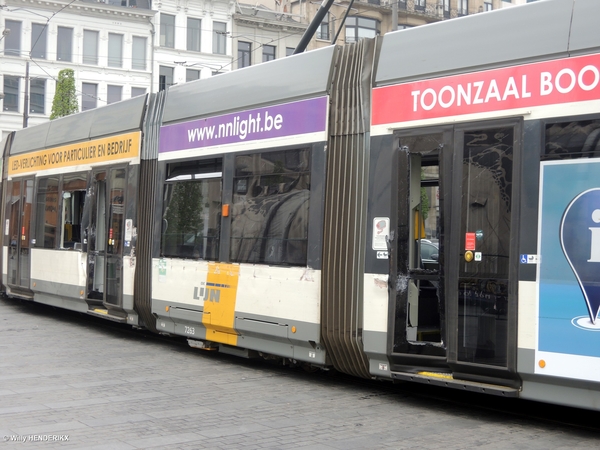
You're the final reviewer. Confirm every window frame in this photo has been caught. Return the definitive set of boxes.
[161,159,223,261]
[186,69,200,82]
[108,33,123,68]
[213,21,227,55]
[107,85,122,104]
[82,82,97,111]
[159,66,174,91]
[131,87,146,98]
[3,75,19,112]
[317,13,330,41]
[31,23,47,59]
[160,13,175,48]
[57,26,73,62]
[238,41,251,68]
[83,30,99,65]
[29,78,45,114]
[230,147,312,267]
[4,20,21,56]
[345,16,380,43]
[262,44,276,63]
[132,36,147,71]
[187,17,201,52]
[34,173,87,250]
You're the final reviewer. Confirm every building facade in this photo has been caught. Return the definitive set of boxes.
[1,0,540,139]
[153,0,234,91]
[232,3,305,70]
[0,0,155,140]
[281,0,539,51]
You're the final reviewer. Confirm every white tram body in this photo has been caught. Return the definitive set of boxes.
[2,0,600,410]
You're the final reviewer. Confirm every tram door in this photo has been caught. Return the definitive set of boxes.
[86,168,126,309]
[448,123,519,378]
[7,178,34,296]
[392,129,450,360]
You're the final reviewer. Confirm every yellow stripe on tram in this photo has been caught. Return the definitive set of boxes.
[202,263,240,346]
[417,371,454,380]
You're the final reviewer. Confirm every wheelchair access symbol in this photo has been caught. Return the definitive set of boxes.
[520,254,539,264]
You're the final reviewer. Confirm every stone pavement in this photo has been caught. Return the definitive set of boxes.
[1,296,599,450]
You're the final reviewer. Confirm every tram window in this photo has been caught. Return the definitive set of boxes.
[35,177,59,248]
[230,148,310,266]
[62,174,87,248]
[161,159,222,260]
[544,119,600,160]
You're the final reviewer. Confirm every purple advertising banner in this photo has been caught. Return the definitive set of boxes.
[159,96,328,154]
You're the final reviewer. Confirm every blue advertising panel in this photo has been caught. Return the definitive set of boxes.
[537,160,600,381]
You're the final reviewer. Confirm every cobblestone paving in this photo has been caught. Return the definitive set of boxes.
[1,297,599,449]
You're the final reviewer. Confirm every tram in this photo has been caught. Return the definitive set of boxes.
[2,0,599,410]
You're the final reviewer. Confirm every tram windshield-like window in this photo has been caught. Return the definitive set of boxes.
[62,174,86,248]
[161,159,222,260]
[35,177,59,248]
[544,119,600,160]
[230,148,310,266]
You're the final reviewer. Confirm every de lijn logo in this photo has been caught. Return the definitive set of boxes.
[560,188,600,330]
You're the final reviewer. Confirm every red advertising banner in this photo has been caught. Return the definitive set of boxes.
[372,53,600,125]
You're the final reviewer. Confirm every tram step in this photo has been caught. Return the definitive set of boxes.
[87,308,128,323]
[391,371,520,397]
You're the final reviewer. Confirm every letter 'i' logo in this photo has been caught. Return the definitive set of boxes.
[560,188,600,325]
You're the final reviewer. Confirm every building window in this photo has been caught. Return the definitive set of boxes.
[286,47,294,57]
[187,18,201,52]
[443,0,450,17]
[458,0,468,15]
[484,1,492,10]
[231,149,311,266]
[4,20,21,56]
[238,41,251,68]
[108,33,123,68]
[159,66,174,91]
[30,78,45,114]
[262,45,275,62]
[107,85,122,104]
[186,69,200,82]
[57,27,72,62]
[82,82,97,111]
[131,87,146,97]
[160,13,175,48]
[345,17,379,43]
[414,0,426,11]
[317,13,329,41]
[398,0,407,10]
[213,22,227,55]
[31,23,47,59]
[83,30,98,65]
[132,36,146,70]
[3,76,19,112]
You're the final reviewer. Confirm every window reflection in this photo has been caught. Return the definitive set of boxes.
[161,160,222,260]
[231,149,310,266]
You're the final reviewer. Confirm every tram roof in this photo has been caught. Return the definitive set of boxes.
[161,46,337,125]
[374,0,600,87]
[9,94,147,155]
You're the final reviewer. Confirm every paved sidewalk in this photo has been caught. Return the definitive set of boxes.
[0,296,599,449]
